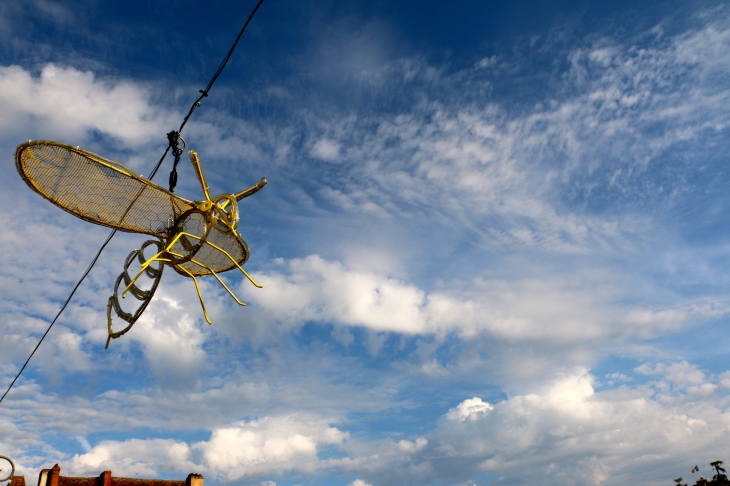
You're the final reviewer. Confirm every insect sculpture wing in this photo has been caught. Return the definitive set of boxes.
[16,141,193,238]
[15,140,249,274]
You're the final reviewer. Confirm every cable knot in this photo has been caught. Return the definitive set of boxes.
[167,130,183,192]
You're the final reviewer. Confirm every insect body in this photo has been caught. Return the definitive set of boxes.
[15,141,266,347]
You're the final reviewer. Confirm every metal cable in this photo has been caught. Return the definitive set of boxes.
[0,229,117,405]
[0,0,267,405]
[168,0,266,192]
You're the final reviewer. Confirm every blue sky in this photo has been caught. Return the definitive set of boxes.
[1,0,730,485]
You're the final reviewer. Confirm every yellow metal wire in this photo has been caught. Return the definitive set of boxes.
[189,150,213,203]
[176,264,212,324]
[123,230,257,324]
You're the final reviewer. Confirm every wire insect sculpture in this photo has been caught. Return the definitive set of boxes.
[15,140,266,348]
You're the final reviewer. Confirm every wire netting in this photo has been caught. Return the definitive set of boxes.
[177,222,250,276]
[16,140,250,276]
[16,141,193,238]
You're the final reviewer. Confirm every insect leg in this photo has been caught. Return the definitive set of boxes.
[122,232,195,297]
[175,265,212,325]
[188,258,247,307]
[202,237,263,288]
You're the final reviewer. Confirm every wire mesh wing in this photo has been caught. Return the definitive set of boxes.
[16,141,194,238]
[165,209,250,277]
[179,228,250,277]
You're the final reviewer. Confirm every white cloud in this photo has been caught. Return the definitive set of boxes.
[343,368,730,485]
[475,56,500,69]
[247,255,427,334]
[445,397,493,422]
[25,359,728,486]
[0,64,176,146]
[0,0,73,36]
[310,138,341,162]
[198,418,346,481]
[280,11,730,259]
[64,415,348,482]
[302,18,401,79]
[126,287,208,385]
[396,438,427,453]
[67,438,195,477]
[243,256,727,349]
[75,436,91,453]
[348,480,373,486]
[719,371,730,389]
[635,361,713,392]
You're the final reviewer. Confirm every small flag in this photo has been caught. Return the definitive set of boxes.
[692,465,699,473]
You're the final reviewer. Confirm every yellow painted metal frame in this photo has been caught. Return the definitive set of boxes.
[119,149,264,325]
[15,140,195,238]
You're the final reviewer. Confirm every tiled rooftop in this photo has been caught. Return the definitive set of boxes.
[9,464,203,486]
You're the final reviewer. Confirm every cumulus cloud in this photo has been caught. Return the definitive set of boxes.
[344,368,730,485]
[0,64,176,146]
[67,439,195,477]
[126,288,208,385]
[348,480,373,486]
[65,415,347,481]
[635,361,720,396]
[247,256,428,334]
[242,255,727,348]
[6,354,730,486]
[396,438,427,453]
[445,397,493,422]
[199,416,347,481]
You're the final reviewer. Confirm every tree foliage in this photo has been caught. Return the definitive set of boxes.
[677,460,730,486]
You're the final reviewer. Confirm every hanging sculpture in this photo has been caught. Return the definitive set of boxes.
[15,140,266,348]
